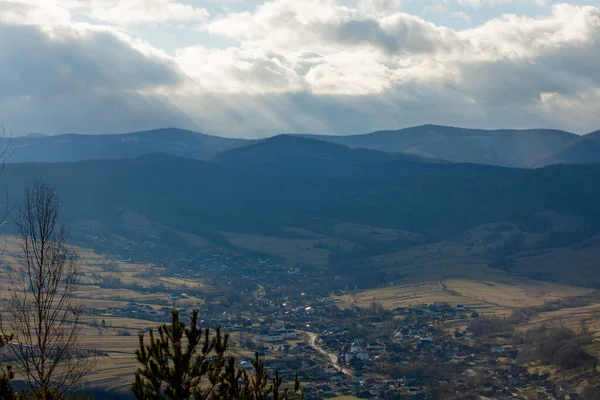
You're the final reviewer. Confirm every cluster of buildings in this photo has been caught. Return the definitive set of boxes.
[78,236,592,398]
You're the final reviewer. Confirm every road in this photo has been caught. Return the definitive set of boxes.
[304,331,352,376]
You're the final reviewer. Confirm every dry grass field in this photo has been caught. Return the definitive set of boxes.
[2,221,599,391]
[335,277,594,316]
[333,223,597,314]
[0,235,211,390]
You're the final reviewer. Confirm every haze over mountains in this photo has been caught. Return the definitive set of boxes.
[3,123,600,290]
[7,128,250,163]
[2,130,600,287]
[8,124,600,167]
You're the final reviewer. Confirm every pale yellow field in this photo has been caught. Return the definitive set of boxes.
[0,235,209,389]
[519,303,600,335]
[333,223,595,316]
[1,224,599,391]
[336,277,595,316]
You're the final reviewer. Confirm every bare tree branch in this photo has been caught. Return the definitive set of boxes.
[0,126,14,174]
[1,180,97,399]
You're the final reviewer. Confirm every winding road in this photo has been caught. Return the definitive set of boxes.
[304,331,352,376]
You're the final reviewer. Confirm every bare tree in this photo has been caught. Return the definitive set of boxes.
[0,126,14,174]
[1,180,96,399]
[0,125,15,239]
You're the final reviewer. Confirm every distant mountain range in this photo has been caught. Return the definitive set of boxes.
[2,134,600,288]
[530,130,600,167]
[212,135,438,178]
[1,135,599,239]
[7,128,251,163]
[5,124,600,167]
[300,125,579,167]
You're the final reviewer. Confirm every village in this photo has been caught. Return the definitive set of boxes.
[61,231,595,399]
[85,256,575,399]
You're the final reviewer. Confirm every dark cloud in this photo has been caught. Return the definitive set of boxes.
[1,2,600,137]
[327,19,401,53]
[316,15,457,55]
[0,23,193,134]
[0,24,183,98]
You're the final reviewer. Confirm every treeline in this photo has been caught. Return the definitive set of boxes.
[516,326,594,370]
[5,147,600,241]
[467,295,598,371]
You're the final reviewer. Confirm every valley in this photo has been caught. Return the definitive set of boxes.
[3,212,600,398]
[2,127,600,398]
[4,0,600,395]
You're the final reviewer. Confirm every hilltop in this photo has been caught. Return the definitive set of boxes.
[8,124,600,168]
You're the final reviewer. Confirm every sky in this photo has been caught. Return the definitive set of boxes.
[0,0,599,137]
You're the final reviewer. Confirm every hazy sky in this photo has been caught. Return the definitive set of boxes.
[1,0,599,137]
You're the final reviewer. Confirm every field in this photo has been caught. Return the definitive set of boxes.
[2,220,600,392]
[330,223,593,311]
[0,235,212,391]
[335,277,594,315]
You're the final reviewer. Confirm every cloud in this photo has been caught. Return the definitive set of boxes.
[536,89,600,132]
[358,0,402,16]
[0,6,193,134]
[175,46,304,94]
[187,2,600,134]
[450,0,545,9]
[0,24,184,97]
[456,0,511,9]
[83,0,210,26]
[1,0,600,136]
[207,0,456,57]
[0,0,72,26]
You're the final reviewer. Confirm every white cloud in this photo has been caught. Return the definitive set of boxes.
[175,46,304,93]
[78,0,210,26]
[536,89,600,132]
[358,0,402,16]
[0,0,72,26]
[450,0,547,9]
[1,0,600,136]
[456,0,511,9]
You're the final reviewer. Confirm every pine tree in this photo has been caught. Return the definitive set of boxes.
[0,332,17,400]
[132,310,304,400]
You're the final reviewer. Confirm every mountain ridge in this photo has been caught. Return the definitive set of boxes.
[7,127,252,163]
[298,125,580,168]
[7,124,600,167]
[532,131,600,167]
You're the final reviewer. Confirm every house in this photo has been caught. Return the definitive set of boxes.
[367,342,384,351]
[350,340,362,353]
[254,332,285,342]
[283,330,297,339]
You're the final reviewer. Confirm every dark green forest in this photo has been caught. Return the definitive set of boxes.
[1,136,599,240]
